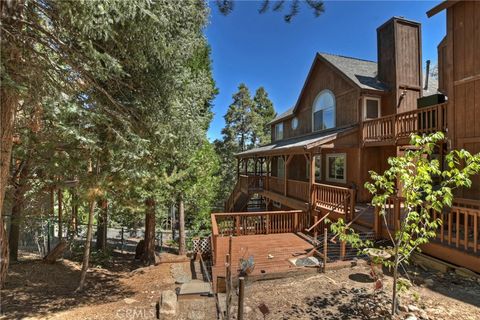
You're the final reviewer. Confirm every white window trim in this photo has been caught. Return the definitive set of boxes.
[312,89,336,132]
[275,122,284,141]
[363,96,381,120]
[326,153,347,184]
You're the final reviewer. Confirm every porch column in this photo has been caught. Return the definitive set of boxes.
[284,155,293,197]
[309,152,316,223]
[266,157,271,191]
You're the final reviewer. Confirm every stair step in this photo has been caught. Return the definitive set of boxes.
[178,279,212,298]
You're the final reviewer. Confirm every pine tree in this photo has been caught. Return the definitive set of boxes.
[252,87,276,146]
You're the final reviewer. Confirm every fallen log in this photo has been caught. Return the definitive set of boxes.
[43,240,67,264]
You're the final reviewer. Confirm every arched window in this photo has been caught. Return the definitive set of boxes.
[313,90,335,131]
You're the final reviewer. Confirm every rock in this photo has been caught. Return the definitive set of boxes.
[245,306,252,313]
[408,305,420,312]
[423,279,434,287]
[418,310,429,319]
[405,315,417,320]
[399,304,409,312]
[160,290,177,315]
[123,298,137,304]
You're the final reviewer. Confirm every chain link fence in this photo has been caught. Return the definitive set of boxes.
[3,214,175,258]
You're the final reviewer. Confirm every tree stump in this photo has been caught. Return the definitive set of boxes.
[43,240,67,264]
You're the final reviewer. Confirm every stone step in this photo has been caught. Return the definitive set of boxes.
[178,279,213,300]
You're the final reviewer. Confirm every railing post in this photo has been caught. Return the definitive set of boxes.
[323,227,327,272]
[394,197,401,232]
[266,213,270,235]
[373,206,381,239]
[313,214,318,241]
[235,215,241,236]
[293,212,298,232]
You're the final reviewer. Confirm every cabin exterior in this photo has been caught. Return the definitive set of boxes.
[212,2,479,291]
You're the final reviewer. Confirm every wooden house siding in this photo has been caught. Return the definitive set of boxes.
[271,58,360,141]
[377,18,422,116]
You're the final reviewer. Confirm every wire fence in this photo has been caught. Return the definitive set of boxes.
[3,214,175,258]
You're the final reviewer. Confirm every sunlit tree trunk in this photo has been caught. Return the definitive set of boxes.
[0,0,25,288]
[77,199,96,291]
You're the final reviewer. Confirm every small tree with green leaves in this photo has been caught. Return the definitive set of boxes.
[332,132,480,316]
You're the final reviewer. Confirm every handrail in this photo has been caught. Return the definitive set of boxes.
[362,103,447,144]
[330,204,373,242]
[213,210,303,217]
[307,194,351,232]
[313,182,351,191]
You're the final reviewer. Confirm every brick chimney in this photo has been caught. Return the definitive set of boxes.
[377,17,422,114]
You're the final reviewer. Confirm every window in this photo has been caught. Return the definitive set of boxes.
[326,153,346,183]
[313,90,335,131]
[277,156,285,178]
[291,117,299,130]
[275,122,284,141]
[364,97,381,120]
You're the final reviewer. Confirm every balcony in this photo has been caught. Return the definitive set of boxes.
[362,103,447,146]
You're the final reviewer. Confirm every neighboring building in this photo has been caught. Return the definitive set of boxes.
[216,1,479,284]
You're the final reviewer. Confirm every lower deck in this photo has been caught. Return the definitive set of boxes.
[212,233,316,292]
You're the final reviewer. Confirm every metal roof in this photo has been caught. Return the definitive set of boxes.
[236,126,356,157]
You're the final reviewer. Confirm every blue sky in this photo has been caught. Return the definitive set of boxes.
[205,1,446,141]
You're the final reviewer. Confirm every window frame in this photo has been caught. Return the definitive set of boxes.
[277,156,285,178]
[274,122,284,141]
[326,153,347,184]
[363,96,381,120]
[312,89,336,132]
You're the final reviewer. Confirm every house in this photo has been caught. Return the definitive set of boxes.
[212,2,479,292]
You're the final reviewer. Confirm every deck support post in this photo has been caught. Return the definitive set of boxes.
[237,277,245,320]
[323,227,327,272]
[235,216,240,235]
[313,214,318,241]
[294,212,298,232]
[373,206,381,239]
[340,240,346,260]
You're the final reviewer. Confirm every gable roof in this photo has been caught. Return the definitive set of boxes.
[318,53,388,91]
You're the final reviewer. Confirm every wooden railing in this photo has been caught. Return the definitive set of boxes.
[211,210,307,237]
[268,176,284,195]
[312,183,356,220]
[377,197,480,254]
[287,179,309,202]
[362,103,447,145]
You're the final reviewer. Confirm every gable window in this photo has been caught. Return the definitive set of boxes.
[313,90,335,131]
[364,97,381,120]
[326,153,346,183]
[291,117,299,130]
[277,156,285,178]
[275,122,284,141]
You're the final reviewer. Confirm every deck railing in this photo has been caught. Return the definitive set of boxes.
[287,179,310,202]
[312,183,356,220]
[362,103,447,145]
[376,196,480,254]
[268,176,285,195]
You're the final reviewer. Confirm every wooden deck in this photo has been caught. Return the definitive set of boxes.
[212,233,315,292]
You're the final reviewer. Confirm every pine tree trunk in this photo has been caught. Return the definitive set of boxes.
[77,199,96,291]
[58,189,63,240]
[69,189,78,240]
[0,0,26,289]
[96,199,108,251]
[8,160,29,261]
[142,198,156,264]
[178,197,186,256]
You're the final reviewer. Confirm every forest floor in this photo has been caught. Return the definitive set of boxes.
[1,252,479,320]
[228,262,480,320]
[0,251,215,320]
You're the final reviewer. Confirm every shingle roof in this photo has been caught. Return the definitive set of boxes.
[236,126,356,157]
[268,52,439,124]
[319,53,388,91]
